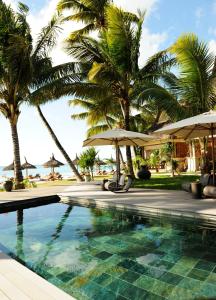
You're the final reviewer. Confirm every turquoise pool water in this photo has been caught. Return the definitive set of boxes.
[0,203,216,300]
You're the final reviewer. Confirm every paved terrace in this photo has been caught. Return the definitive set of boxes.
[59,184,216,221]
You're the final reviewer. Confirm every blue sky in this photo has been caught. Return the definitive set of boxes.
[1,0,216,165]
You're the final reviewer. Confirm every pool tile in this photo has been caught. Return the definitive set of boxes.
[160,272,184,285]
[131,262,150,275]
[151,279,174,298]
[119,270,140,283]
[134,274,156,291]
[56,272,77,282]
[194,259,216,271]
[169,263,191,276]
[93,288,117,300]
[206,272,216,284]
[106,278,131,297]
[95,251,113,260]
[81,281,101,298]
[150,259,174,270]
[93,273,113,286]
[177,256,198,268]
[178,277,203,291]
[187,268,210,281]
[118,259,136,270]
[106,265,127,277]
[199,282,216,298]
[168,286,198,300]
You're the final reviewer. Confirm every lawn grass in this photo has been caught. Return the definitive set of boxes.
[133,174,200,190]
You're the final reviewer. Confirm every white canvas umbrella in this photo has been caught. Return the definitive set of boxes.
[155,110,216,184]
[83,128,156,181]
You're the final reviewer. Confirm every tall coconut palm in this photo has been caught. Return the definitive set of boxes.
[57,0,110,37]
[170,33,216,116]
[57,0,138,40]
[70,91,122,136]
[0,2,32,187]
[65,6,173,177]
[0,2,84,185]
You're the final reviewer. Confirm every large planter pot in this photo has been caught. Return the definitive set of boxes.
[3,180,13,192]
[84,175,91,182]
[137,165,151,180]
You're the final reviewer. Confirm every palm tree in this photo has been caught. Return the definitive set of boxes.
[0,2,33,187]
[57,0,137,40]
[28,17,85,182]
[57,0,110,37]
[65,6,173,177]
[170,33,216,116]
[0,2,84,185]
[70,92,122,136]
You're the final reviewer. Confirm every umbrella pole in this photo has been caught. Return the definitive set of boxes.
[211,124,215,185]
[115,141,120,185]
[26,169,28,178]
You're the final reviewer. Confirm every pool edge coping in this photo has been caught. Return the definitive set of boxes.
[60,195,216,224]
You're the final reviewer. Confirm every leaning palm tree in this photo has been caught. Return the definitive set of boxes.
[0,2,32,187]
[28,17,85,182]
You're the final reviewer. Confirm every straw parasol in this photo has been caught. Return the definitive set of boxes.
[43,154,64,175]
[83,128,155,181]
[21,157,36,177]
[155,110,216,184]
[3,162,24,171]
[72,154,79,166]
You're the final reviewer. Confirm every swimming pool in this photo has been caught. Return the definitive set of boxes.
[0,202,216,300]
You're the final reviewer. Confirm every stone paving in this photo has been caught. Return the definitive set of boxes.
[59,184,216,220]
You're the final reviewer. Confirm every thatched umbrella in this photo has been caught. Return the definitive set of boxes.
[43,154,64,175]
[21,157,36,177]
[95,157,106,173]
[72,154,79,166]
[3,162,24,171]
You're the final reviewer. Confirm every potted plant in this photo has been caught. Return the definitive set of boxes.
[3,179,13,192]
[78,147,98,181]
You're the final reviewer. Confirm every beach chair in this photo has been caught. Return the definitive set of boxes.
[104,174,133,192]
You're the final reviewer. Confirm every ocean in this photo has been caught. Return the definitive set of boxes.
[0,164,112,183]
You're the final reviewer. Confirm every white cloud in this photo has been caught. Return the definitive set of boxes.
[139,28,167,66]
[209,39,216,55]
[113,0,158,16]
[26,0,164,66]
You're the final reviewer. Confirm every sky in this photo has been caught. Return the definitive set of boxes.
[1,0,216,165]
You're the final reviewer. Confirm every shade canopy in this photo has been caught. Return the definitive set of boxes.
[21,157,36,170]
[43,154,64,168]
[72,154,79,165]
[155,110,216,139]
[83,129,156,147]
[3,162,24,171]
[95,157,106,166]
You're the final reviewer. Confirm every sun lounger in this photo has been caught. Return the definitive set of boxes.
[103,174,133,192]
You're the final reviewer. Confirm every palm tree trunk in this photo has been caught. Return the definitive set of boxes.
[119,148,124,165]
[124,101,135,178]
[10,121,24,188]
[37,106,83,182]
